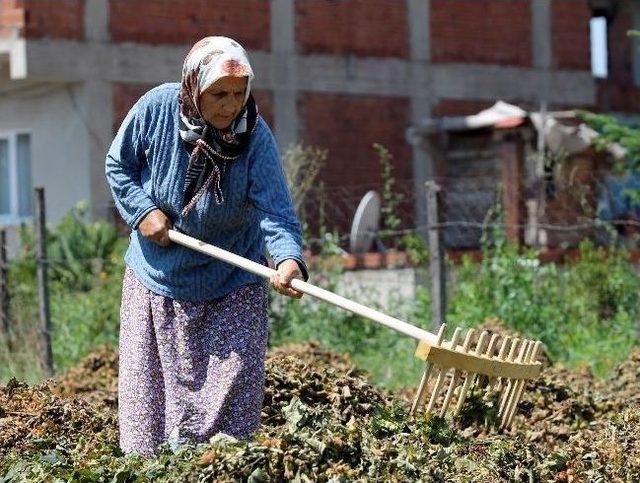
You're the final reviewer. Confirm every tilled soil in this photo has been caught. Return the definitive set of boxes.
[1,339,638,482]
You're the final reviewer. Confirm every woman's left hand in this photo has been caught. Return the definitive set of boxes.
[270,259,304,299]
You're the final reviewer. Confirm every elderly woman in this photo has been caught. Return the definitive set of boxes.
[105,36,307,457]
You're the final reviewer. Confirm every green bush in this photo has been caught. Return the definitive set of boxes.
[49,237,127,373]
[16,201,120,292]
[447,222,640,377]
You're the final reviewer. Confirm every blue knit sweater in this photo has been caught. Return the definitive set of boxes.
[105,83,306,301]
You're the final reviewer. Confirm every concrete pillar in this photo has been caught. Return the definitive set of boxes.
[407,0,435,238]
[497,130,525,245]
[84,79,114,221]
[270,0,298,151]
[531,0,551,103]
[84,0,109,43]
[84,0,113,219]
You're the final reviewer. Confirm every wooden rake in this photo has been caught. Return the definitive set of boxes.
[168,229,543,428]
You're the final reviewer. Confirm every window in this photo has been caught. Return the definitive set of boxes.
[590,16,609,79]
[0,132,32,224]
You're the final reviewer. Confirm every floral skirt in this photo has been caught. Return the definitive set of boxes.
[117,266,269,457]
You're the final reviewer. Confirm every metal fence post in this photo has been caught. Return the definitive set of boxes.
[0,229,9,346]
[425,181,446,330]
[34,187,53,377]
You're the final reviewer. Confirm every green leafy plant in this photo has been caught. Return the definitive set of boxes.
[374,143,404,247]
[577,110,640,173]
[15,201,120,291]
[1,203,126,382]
[447,202,640,376]
[399,232,430,266]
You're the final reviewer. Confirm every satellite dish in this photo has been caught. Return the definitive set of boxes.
[349,190,382,253]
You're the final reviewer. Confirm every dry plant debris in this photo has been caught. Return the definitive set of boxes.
[0,340,638,482]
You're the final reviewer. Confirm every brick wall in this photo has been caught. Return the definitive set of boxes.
[430,0,532,66]
[253,89,274,130]
[295,0,409,58]
[0,0,84,39]
[0,0,23,38]
[299,92,414,233]
[109,0,270,50]
[551,0,591,70]
[300,93,412,187]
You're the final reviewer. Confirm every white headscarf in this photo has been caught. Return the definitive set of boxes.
[179,36,255,126]
[178,36,258,216]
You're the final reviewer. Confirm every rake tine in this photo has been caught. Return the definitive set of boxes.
[498,338,521,416]
[502,341,541,428]
[426,327,463,413]
[501,340,535,428]
[496,337,520,394]
[487,335,512,395]
[500,342,531,428]
[479,333,500,388]
[500,340,534,427]
[411,324,447,415]
[499,339,529,418]
[439,328,475,417]
[454,330,490,415]
[485,333,500,357]
[499,340,525,417]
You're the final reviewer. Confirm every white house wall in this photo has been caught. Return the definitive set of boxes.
[0,82,90,257]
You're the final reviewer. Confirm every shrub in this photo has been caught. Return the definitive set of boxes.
[15,201,120,292]
[447,222,640,377]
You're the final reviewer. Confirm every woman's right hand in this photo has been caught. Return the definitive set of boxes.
[138,209,172,246]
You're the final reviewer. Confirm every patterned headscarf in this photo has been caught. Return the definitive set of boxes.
[178,36,258,216]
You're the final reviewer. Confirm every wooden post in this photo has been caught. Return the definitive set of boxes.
[34,187,53,377]
[0,229,9,344]
[425,181,446,330]
[497,130,525,245]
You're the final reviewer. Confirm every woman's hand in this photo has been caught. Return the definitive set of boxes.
[139,209,172,246]
[270,259,304,299]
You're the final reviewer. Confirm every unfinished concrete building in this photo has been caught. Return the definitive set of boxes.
[0,0,637,253]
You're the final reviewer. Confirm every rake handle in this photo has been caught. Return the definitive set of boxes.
[168,229,438,345]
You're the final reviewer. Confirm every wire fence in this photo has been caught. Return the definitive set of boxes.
[3,172,640,263]
[76,165,640,255]
[297,171,640,252]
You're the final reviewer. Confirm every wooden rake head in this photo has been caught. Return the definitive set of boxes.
[410,324,542,429]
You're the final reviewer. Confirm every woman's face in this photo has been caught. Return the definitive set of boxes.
[199,76,248,129]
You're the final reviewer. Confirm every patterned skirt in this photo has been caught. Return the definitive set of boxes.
[117,265,269,457]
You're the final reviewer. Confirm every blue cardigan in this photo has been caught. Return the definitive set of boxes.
[105,83,307,301]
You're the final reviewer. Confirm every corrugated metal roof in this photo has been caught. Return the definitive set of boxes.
[407,101,626,160]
